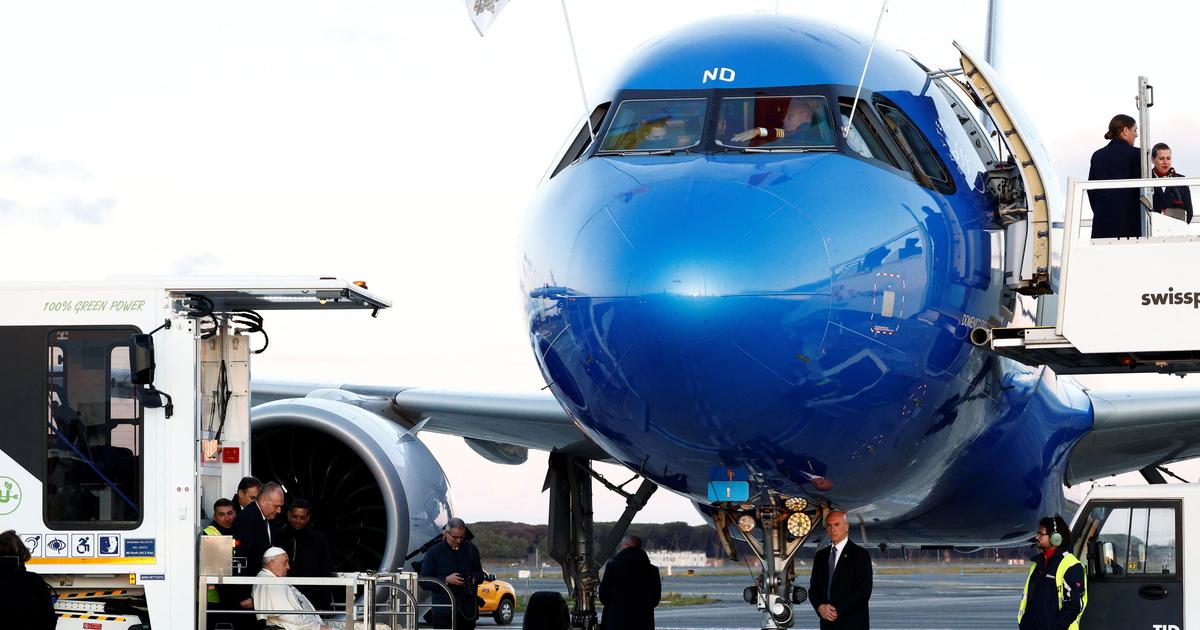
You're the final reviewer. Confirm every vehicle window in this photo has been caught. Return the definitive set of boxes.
[716,95,836,150]
[46,328,142,528]
[598,98,707,153]
[839,101,899,168]
[1082,504,1177,578]
[1140,507,1177,575]
[876,102,952,190]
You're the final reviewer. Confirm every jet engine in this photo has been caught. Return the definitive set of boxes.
[251,397,452,572]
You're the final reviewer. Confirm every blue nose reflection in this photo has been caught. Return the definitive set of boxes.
[565,176,833,299]
[537,174,834,466]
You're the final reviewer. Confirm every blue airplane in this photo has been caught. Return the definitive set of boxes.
[255,13,1200,628]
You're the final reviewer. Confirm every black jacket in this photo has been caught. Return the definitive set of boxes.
[809,540,873,630]
[0,559,57,630]
[1020,548,1085,630]
[419,539,486,618]
[231,501,275,602]
[1152,169,1194,223]
[274,525,336,611]
[598,547,661,630]
[1088,139,1143,238]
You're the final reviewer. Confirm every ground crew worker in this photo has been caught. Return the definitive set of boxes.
[202,498,238,629]
[1018,515,1087,630]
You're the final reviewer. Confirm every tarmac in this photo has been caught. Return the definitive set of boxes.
[485,566,1028,629]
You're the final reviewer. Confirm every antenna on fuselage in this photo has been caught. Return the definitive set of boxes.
[843,0,889,139]
[558,0,595,141]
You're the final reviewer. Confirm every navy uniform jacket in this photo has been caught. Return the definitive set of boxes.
[1020,548,1086,630]
[1088,139,1142,238]
[809,539,873,630]
[1152,169,1194,223]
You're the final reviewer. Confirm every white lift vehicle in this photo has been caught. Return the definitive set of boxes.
[1069,484,1191,630]
[0,277,418,629]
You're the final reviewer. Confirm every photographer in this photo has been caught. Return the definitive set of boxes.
[419,518,487,629]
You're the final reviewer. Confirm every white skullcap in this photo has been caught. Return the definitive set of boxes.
[262,546,287,561]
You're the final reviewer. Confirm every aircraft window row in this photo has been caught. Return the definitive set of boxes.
[714,95,835,150]
[599,98,707,153]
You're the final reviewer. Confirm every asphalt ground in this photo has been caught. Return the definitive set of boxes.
[475,566,1028,629]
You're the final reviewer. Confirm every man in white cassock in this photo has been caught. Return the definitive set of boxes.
[253,547,385,630]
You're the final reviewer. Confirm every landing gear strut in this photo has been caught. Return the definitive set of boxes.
[713,480,826,629]
[534,450,657,629]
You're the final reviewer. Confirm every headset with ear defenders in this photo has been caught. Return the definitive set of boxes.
[1049,516,1063,547]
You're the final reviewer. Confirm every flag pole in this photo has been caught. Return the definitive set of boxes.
[559,0,595,140]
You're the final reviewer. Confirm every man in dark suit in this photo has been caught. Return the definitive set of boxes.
[598,535,661,630]
[230,481,285,628]
[809,511,872,629]
[1088,114,1143,238]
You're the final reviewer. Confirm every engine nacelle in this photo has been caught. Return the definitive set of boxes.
[251,398,452,572]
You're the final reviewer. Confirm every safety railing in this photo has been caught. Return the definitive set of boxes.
[197,572,423,630]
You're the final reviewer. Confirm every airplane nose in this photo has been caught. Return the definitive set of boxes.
[565,175,832,299]
[539,174,834,453]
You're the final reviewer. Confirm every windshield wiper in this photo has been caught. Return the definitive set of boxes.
[740,146,837,154]
[609,149,677,156]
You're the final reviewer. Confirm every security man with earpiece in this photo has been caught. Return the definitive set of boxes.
[1017,515,1087,630]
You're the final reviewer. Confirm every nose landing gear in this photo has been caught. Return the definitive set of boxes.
[713,483,826,630]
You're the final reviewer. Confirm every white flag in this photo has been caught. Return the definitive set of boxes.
[462,0,512,36]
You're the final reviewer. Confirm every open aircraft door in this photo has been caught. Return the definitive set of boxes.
[954,42,1064,302]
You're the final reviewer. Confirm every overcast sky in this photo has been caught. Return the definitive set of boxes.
[2,1,1198,527]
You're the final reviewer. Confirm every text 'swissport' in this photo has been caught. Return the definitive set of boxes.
[1141,288,1200,308]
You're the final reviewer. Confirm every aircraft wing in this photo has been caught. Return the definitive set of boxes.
[1066,387,1200,484]
[252,380,608,463]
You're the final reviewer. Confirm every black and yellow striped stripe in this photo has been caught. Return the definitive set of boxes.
[58,589,130,599]
[57,613,128,621]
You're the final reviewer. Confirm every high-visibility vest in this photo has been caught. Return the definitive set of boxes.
[201,525,223,603]
[1017,551,1088,630]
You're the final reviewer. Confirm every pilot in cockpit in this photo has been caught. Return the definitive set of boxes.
[730,97,832,146]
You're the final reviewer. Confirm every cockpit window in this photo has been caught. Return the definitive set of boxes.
[876,102,952,190]
[597,98,707,154]
[839,100,899,169]
[716,95,836,150]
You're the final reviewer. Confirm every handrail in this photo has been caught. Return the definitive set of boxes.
[197,572,419,629]
[417,577,459,630]
[372,581,420,630]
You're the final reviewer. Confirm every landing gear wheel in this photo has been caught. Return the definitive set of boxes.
[522,591,568,630]
[494,595,515,625]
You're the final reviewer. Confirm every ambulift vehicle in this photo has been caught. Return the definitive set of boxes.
[0,277,424,629]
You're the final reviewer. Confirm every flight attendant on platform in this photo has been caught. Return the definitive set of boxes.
[1087,114,1142,238]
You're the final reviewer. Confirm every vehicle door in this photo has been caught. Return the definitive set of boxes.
[1072,500,1182,629]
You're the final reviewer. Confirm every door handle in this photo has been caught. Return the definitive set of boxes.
[1138,584,1168,600]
